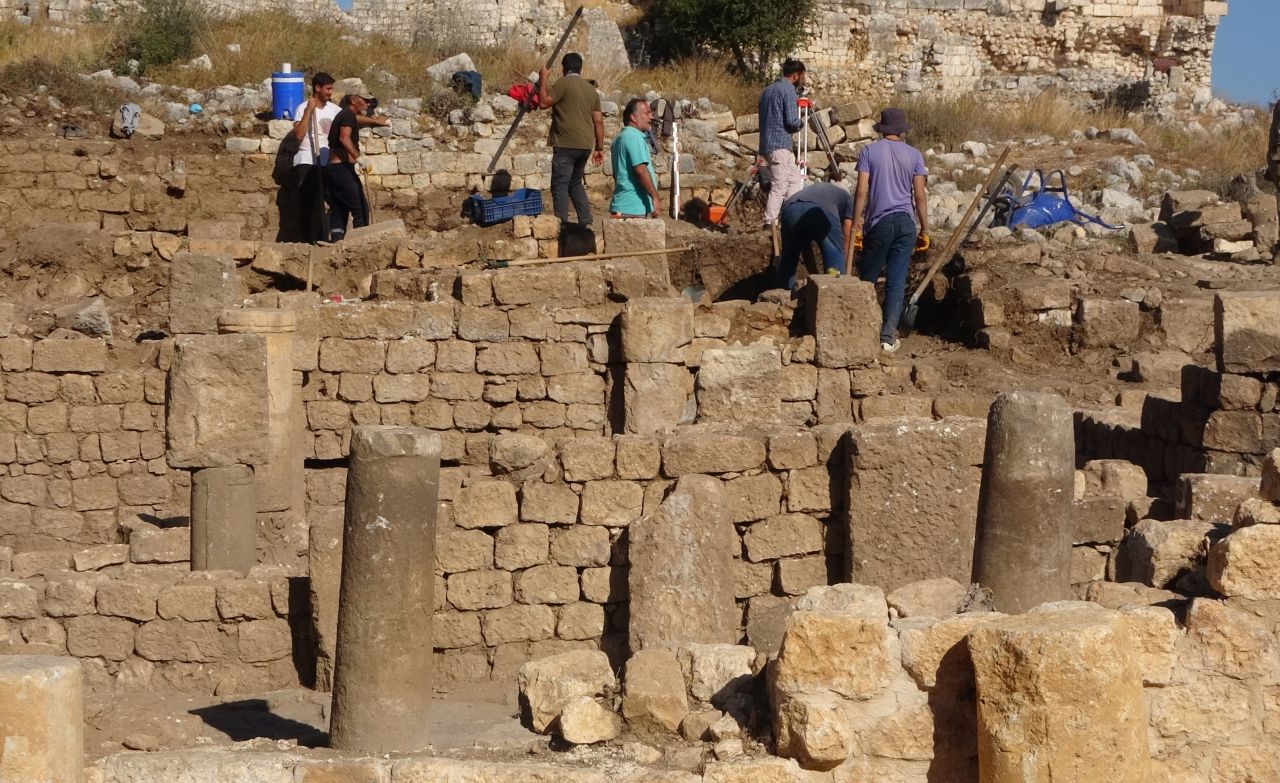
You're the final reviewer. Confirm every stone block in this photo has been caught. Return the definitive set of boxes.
[623,363,693,435]
[65,615,134,660]
[629,475,736,652]
[157,583,217,621]
[128,527,188,564]
[481,604,556,645]
[743,514,823,562]
[1159,297,1215,354]
[1207,524,1280,599]
[802,276,880,368]
[623,648,689,732]
[886,577,967,620]
[560,436,615,482]
[662,431,766,476]
[1076,297,1141,347]
[73,544,129,572]
[520,482,578,524]
[134,620,230,662]
[437,528,495,573]
[1174,473,1259,523]
[621,298,693,363]
[167,334,269,468]
[559,696,621,744]
[453,480,518,528]
[696,343,782,425]
[616,436,661,479]
[446,570,512,610]
[169,253,239,335]
[1216,292,1280,374]
[602,219,671,295]
[846,417,985,590]
[216,579,273,620]
[0,656,82,783]
[1128,222,1178,254]
[517,649,616,733]
[1122,519,1215,589]
[32,339,107,373]
[580,480,644,527]
[96,579,158,621]
[556,602,604,640]
[772,584,893,699]
[514,564,579,605]
[725,472,782,523]
[492,524,547,570]
[677,642,755,706]
[550,526,610,567]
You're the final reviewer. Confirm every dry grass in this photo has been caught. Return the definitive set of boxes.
[611,55,761,113]
[0,18,117,71]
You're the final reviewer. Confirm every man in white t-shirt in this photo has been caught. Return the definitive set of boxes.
[291,72,340,244]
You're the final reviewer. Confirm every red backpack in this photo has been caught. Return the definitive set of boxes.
[507,82,541,110]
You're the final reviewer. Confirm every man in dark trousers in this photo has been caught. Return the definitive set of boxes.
[853,107,930,354]
[538,52,605,227]
[323,93,387,242]
[291,72,339,243]
[775,181,854,291]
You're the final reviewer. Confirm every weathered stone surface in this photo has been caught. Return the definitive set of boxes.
[0,656,83,783]
[453,480,518,528]
[898,611,1005,690]
[662,431,766,476]
[1174,473,1259,523]
[1182,598,1275,680]
[1076,297,1141,347]
[623,363,693,435]
[169,253,239,334]
[772,584,893,700]
[558,696,621,744]
[621,298,693,363]
[702,758,816,783]
[846,417,985,590]
[1262,449,1280,504]
[677,643,755,710]
[1122,519,1215,589]
[802,276,880,368]
[628,474,736,652]
[968,605,1151,783]
[886,577,967,619]
[1207,524,1280,599]
[517,649,617,733]
[166,334,269,468]
[623,648,689,732]
[743,514,823,562]
[773,692,854,771]
[696,344,781,425]
[1215,292,1280,374]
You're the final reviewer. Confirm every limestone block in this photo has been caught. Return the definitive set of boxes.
[520,482,579,524]
[446,570,512,611]
[616,436,661,479]
[846,417,985,590]
[623,363,693,435]
[1182,598,1275,679]
[628,474,737,652]
[43,573,104,617]
[1216,292,1280,374]
[514,564,580,605]
[517,649,617,733]
[1263,449,1280,503]
[1118,606,1179,686]
[32,338,107,373]
[802,276,880,368]
[453,480,518,528]
[1076,296,1141,347]
[1122,519,1215,589]
[134,620,230,662]
[968,605,1151,783]
[603,219,671,295]
[885,577,967,619]
[580,480,644,527]
[662,431,766,476]
[773,692,854,771]
[0,656,82,783]
[1128,222,1178,254]
[1174,473,1259,523]
[696,343,781,425]
[557,699,621,749]
[676,643,755,706]
[438,528,495,572]
[1207,524,1280,599]
[481,604,555,645]
[621,299,693,363]
[623,648,689,732]
[550,526,610,567]
[556,603,604,640]
[743,513,823,562]
[560,436,616,482]
[898,611,1004,690]
[702,758,816,783]
[772,602,894,700]
[166,333,270,468]
[1233,497,1280,527]
[169,253,239,335]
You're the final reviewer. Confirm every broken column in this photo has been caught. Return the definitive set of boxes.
[0,656,83,783]
[329,425,440,753]
[218,308,303,514]
[190,465,257,574]
[968,605,1152,782]
[972,391,1074,613]
[627,473,736,652]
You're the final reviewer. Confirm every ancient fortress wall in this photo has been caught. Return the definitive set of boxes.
[3,0,1226,101]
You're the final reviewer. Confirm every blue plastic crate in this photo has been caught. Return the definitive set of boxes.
[468,188,544,225]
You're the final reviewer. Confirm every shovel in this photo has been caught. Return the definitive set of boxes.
[900,146,1011,334]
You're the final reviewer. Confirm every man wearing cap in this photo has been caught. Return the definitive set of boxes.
[323,92,386,242]
[291,72,339,243]
[538,52,605,227]
[853,107,929,354]
[757,58,808,227]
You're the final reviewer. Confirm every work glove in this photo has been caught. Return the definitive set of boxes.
[852,230,864,252]
[915,233,931,252]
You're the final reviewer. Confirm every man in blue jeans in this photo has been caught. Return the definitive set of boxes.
[853,108,930,353]
[776,182,853,290]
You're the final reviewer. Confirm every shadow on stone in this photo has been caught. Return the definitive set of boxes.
[189,698,327,746]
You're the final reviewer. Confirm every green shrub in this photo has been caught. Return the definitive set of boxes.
[113,0,207,74]
[654,0,817,81]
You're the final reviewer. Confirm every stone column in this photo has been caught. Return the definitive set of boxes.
[0,656,83,783]
[968,606,1152,783]
[190,464,257,574]
[329,425,440,753]
[218,308,302,514]
[972,391,1074,612]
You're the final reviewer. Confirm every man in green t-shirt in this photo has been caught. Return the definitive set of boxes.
[537,52,604,226]
[609,99,661,218]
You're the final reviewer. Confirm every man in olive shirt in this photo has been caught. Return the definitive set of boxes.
[538,52,604,226]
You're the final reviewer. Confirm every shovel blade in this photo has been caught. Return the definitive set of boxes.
[899,300,919,336]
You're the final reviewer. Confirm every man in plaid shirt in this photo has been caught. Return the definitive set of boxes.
[758,59,808,227]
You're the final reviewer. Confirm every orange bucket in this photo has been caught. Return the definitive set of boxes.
[705,205,728,225]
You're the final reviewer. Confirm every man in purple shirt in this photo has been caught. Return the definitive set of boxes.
[853,108,930,353]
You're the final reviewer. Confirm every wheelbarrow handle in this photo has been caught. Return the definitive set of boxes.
[906,145,1011,307]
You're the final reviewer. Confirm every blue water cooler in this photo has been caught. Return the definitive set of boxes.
[271,65,305,120]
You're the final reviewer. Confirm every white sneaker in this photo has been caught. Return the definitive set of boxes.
[880,338,901,354]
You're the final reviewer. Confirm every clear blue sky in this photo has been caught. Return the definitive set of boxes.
[1212,0,1275,106]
